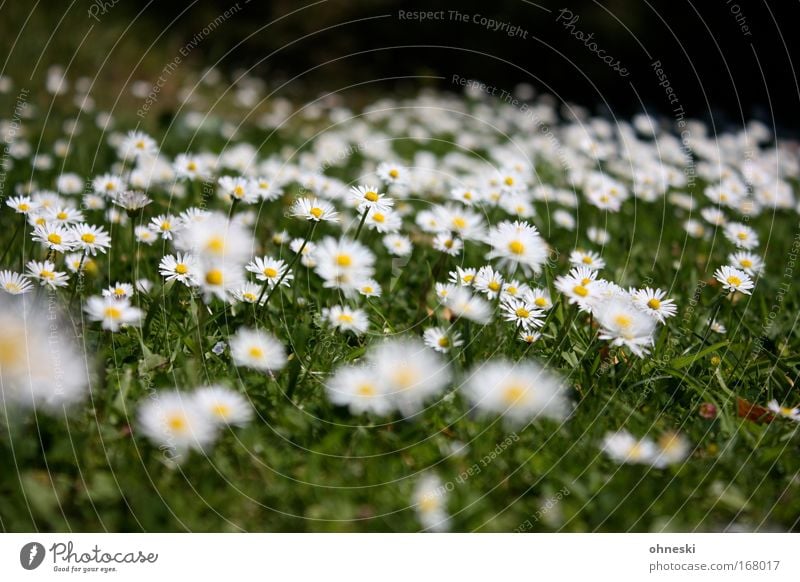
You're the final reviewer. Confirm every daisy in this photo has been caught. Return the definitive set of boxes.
[322,305,370,335]
[291,197,338,222]
[121,130,157,159]
[376,162,408,186]
[473,265,505,300]
[64,252,95,273]
[71,223,111,255]
[250,176,283,201]
[422,327,463,353]
[569,249,605,271]
[767,400,800,422]
[602,430,658,465]
[450,186,483,206]
[84,295,143,331]
[448,267,477,287]
[651,432,691,468]
[175,212,253,264]
[6,195,37,214]
[700,207,727,227]
[728,251,764,276]
[312,236,375,294]
[43,206,84,225]
[0,271,32,295]
[413,473,450,532]
[218,175,258,204]
[499,280,531,301]
[26,260,69,288]
[500,297,544,331]
[485,220,548,275]
[462,360,570,425]
[325,364,393,415]
[158,253,198,287]
[432,233,463,256]
[32,222,76,252]
[174,153,208,180]
[102,282,134,300]
[357,278,382,298]
[714,265,755,295]
[112,190,152,211]
[148,214,182,240]
[587,226,610,245]
[246,256,293,288]
[92,173,126,196]
[683,219,706,239]
[137,391,217,457]
[349,184,393,213]
[526,288,553,310]
[519,331,542,344]
[433,204,486,241]
[229,327,287,372]
[56,173,84,194]
[83,194,106,210]
[723,222,759,249]
[198,262,245,302]
[290,238,317,267]
[365,208,402,233]
[709,319,727,334]
[193,385,254,427]
[230,282,266,305]
[554,267,602,312]
[443,287,493,324]
[368,338,451,415]
[434,282,457,302]
[631,287,678,322]
[594,296,657,357]
[135,225,158,245]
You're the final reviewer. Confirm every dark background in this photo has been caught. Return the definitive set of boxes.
[2,0,798,130]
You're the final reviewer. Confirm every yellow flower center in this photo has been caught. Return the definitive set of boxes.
[18,203,29,211]
[614,314,632,328]
[534,297,548,307]
[515,307,530,319]
[81,233,96,243]
[205,269,223,285]
[57,211,68,220]
[243,292,257,302]
[736,232,747,240]
[212,404,231,419]
[573,285,588,297]
[452,216,466,229]
[40,270,55,280]
[114,288,126,296]
[357,383,376,396]
[488,281,501,292]
[310,207,323,219]
[104,306,122,320]
[160,221,171,231]
[364,190,379,202]
[726,276,742,287]
[47,233,62,245]
[582,256,593,264]
[508,240,525,255]
[392,366,419,389]
[105,182,115,191]
[502,383,526,405]
[463,274,474,283]
[372,212,385,223]
[504,176,514,186]
[388,169,399,179]
[167,414,187,433]
[264,267,278,278]
[233,186,244,197]
[647,298,661,310]
[206,236,224,254]
[248,346,264,358]
[187,162,197,171]
[336,254,352,267]
[175,263,188,274]
[437,336,450,348]
[362,286,373,294]
[740,259,752,268]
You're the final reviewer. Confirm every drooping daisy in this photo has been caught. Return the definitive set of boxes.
[193,385,254,427]
[631,287,678,322]
[111,190,152,211]
[714,265,755,295]
[728,251,764,276]
[148,214,182,240]
[322,305,370,335]
[137,391,217,457]
[462,360,570,425]
[71,223,111,255]
[159,253,199,285]
[32,222,76,252]
[594,296,657,357]
[102,282,134,300]
[422,327,463,354]
[84,295,143,331]
[569,249,605,271]
[485,220,548,275]
[26,260,69,288]
[0,271,32,295]
[291,197,338,222]
[229,327,287,372]
[325,364,393,415]
[767,400,800,422]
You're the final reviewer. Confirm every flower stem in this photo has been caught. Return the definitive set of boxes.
[68,250,87,309]
[258,222,316,312]
[353,206,370,241]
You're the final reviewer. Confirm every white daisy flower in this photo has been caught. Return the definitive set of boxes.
[6,195,37,214]
[71,223,111,255]
[413,473,450,532]
[0,271,33,295]
[473,265,505,300]
[322,305,370,335]
[569,249,605,271]
[357,278,382,298]
[728,251,764,276]
[32,222,76,252]
[432,233,463,256]
[218,175,258,204]
[159,253,199,285]
[135,225,158,245]
[246,256,293,288]
[111,190,151,211]
[526,288,553,310]
[102,282,134,300]
[43,206,84,225]
[121,130,157,159]
[325,364,393,415]
[349,184,393,213]
[594,296,657,357]
[631,287,678,322]
[137,391,217,457]
[230,282,266,305]
[291,197,338,222]
[602,430,658,465]
[383,233,412,256]
[84,295,143,331]
[651,432,691,468]
[485,220,548,275]
[229,327,287,372]
[723,222,759,249]
[448,267,477,287]
[26,260,69,288]
[376,162,408,186]
[442,287,493,324]
[714,265,755,295]
[462,359,570,425]
[193,385,253,427]
[198,262,245,302]
[92,173,126,196]
[148,214,182,240]
[500,297,544,331]
[422,327,463,353]
[365,208,402,233]
[312,236,375,294]
[767,400,800,422]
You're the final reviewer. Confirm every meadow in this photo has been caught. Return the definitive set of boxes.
[0,68,799,532]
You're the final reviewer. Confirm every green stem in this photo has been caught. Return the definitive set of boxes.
[0,217,21,265]
[353,206,370,241]
[259,222,317,312]
[68,250,87,309]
